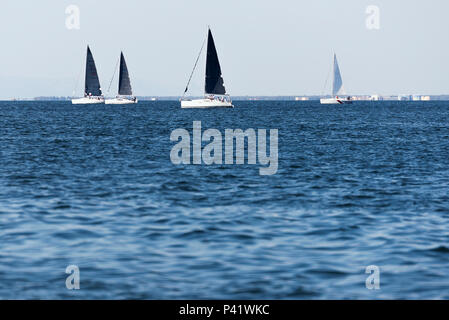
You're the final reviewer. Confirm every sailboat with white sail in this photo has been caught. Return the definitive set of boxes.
[72,46,105,104]
[320,54,353,105]
[105,52,137,104]
[181,27,233,108]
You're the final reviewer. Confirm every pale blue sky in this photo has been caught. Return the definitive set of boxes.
[0,0,448,98]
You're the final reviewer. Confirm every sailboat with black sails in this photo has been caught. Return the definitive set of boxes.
[72,46,105,104]
[181,27,234,108]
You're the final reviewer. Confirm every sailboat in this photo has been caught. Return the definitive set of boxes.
[72,46,105,104]
[181,28,233,108]
[320,54,353,105]
[105,52,138,104]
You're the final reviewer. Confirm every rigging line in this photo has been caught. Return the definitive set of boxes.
[73,61,84,97]
[107,56,121,95]
[182,36,207,97]
[321,62,332,97]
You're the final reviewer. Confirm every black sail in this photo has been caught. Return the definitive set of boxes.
[205,29,226,95]
[118,52,132,96]
[84,46,102,96]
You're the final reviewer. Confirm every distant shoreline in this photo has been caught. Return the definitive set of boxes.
[2,94,449,102]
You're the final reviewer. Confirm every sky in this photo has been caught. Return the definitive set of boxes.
[0,0,448,98]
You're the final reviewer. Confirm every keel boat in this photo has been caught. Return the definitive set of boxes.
[181,28,233,108]
[72,46,105,104]
[320,54,353,105]
[105,52,137,104]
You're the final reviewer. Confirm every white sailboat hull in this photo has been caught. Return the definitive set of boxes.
[72,97,105,104]
[181,98,234,109]
[320,97,353,105]
[105,98,138,105]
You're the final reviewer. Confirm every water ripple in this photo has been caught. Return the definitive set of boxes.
[1,101,449,299]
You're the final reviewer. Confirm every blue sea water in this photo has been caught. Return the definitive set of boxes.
[1,100,449,299]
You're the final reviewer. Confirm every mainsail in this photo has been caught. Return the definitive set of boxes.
[205,29,226,95]
[118,52,132,96]
[332,54,345,96]
[85,46,102,97]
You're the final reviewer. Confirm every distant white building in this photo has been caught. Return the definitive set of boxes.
[398,95,411,101]
[397,95,431,101]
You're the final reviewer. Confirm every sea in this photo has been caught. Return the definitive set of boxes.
[1,100,449,299]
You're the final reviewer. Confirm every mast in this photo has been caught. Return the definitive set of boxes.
[84,46,102,97]
[204,28,226,95]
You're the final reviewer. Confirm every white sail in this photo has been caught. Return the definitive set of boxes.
[332,54,345,96]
